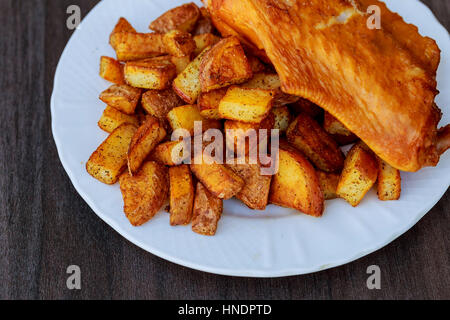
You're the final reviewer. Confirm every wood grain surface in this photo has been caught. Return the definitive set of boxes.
[0,0,448,300]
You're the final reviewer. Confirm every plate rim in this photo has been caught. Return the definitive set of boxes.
[51,0,450,277]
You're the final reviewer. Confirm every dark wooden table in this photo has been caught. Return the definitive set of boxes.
[0,0,448,300]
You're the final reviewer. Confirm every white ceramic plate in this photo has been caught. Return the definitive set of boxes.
[51,0,450,277]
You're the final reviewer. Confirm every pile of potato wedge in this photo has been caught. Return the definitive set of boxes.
[87,2,402,236]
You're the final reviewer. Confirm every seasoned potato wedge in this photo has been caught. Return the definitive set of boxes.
[124,57,176,90]
[377,158,401,201]
[141,89,183,123]
[336,142,378,206]
[224,112,274,156]
[111,32,165,61]
[191,153,245,199]
[86,123,137,184]
[323,112,358,145]
[128,116,167,175]
[163,30,196,57]
[171,56,191,74]
[169,165,195,225]
[317,171,340,200]
[193,33,220,56]
[287,114,345,172]
[119,161,169,226]
[149,2,200,33]
[98,106,140,133]
[218,86,274,123]
[100,56,124,84]
[99,84,142,115]
[173,47,211,104]
[242,73,300,107]
[167,105,221,136]
[271,106,291,133]
[110,18,136,49]
[269,141,324,217]
[192,182,223,236]
[199,36,252,92]
[150,140,190,166]
[227,157,272,210]
[192,7,216,36]
[289,98,323,119]
[198,88,228,120]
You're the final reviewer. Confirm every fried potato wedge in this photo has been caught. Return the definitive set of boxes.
[150,140,190,166]
[269,142,324,217]
[173,47,211,104]
[169,165,195,225]
[227,157,272,210]
[112,32,165,62]
[287,114,345,172]
[124,57,176,90]
[110,18,136,49]
[377,158,401,201]
[323,112,358,145]
[191,153,245,199]
[141,88,183,118]
[163,30,196,57]
[128,116,167,175]
[119,161,169,226]
[192,182,223,236]
[86,123,137,184]
[100,56,124,84]
[149,2,200,33]
[170,55,191,74]
[247,55,267,73]
[167,105,221,136]
[271,106,291,133]
[336,142,379,206]
[317,171,340,200]
[218,86,274,123]
[224,112,274,156]
[199,36,252,92]
[242,73,300,107]
[193,33,220,56]
[99,84,142,115]
[198,88,228,120]
[98,105,140,133]
[289,98,323,119]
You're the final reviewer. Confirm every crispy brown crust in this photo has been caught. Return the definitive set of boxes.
[192,182,223,236]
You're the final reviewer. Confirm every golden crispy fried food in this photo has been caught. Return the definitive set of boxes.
[141,89,184,121]
[150,140,190,166]
[377,158,401,201]
[128,116,167,175]
[99,56,124,84]
[198,87,228,120]
[287,114,345,173]
[227,156,272,210]
[193,33,220,56]
[110,18,136,49]
[192,182,223,236]
[169,165,195,226]
[119,161,169,226]
[167,105,222,136]
[163,30,196,57]
[111,32,165,62]
[269,141,324,217]
[193,7,217,36]
[98,106,140,133]
[86,123,137,185]
[150,2,201,34]
[191,153,245,199]
[199,36,252,92]
[206,0,445,172]
[271,106,291,133]
[317,171,340,200]
[323,111,358,146]
[99,84,142,115]
[124,57,177,90]
[336,142,379,206]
